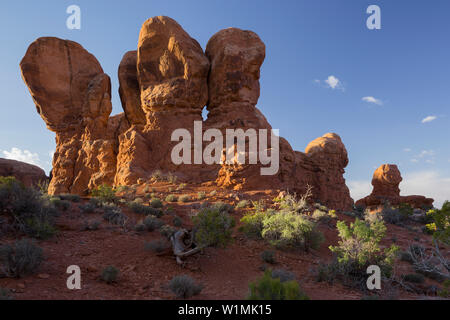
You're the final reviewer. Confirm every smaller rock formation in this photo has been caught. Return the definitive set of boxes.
[356,164,434,209]
[0,158,48,187]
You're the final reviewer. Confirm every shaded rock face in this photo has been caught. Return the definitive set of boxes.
[0,158,48,187]
[356,164,434,209]
[20,16,354,211]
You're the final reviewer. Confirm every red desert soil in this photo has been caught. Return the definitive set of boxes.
[0,182,444,300]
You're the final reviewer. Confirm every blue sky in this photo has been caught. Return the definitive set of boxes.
[0,0,449,206]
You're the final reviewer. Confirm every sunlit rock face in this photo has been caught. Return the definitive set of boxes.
[20,16,356,211]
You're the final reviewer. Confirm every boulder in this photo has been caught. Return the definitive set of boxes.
[0,158,47,187]
[356,164,434,209]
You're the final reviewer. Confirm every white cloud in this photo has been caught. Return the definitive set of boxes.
[421,115,437,123]
[403,148,412,152]
[349,171,450,209]
[362,96,383,106]
[401,171,450,208]
[1,147,53,175]
[325,75,342,90]
[315,75,345,91]
[2,148,41,167]
[348,180,373,202]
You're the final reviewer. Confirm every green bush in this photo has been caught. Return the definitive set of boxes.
[100,266,119,284]
[271,269,296,283]
[169,275,203,299]
[165,195,178,203]
[102,205,127,226]
[58,194,81,202]
[179,195,191,203]
[247,270,309,300]
[211,202,234,213]
[173,216,183,227]
[236,200,250,209]
[160,225,177,239]
[209,190,217,197]
[425,201,450,245]
[128,200,162,216]
[197,192,206,201]
[166,173,178,184]
[0,177,58,239]
[50,198,71,211]
[0,239,43,278]
[239,209,269,239]
[143,216,165,232]
[145,239,170,253]
[91,185,117,204]
[261,250,276,264]
[79,202,96,214]
[193,206,235,248]
[402,273,425,284]
[151,170,164,182]
[0,287,13,300]
[323,218,399,287]
[150,198,163,209]
[177,183,187,191]
[262,212,324,251]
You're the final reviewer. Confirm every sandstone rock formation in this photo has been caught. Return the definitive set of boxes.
[20,16,354,211]
[20,37,129,195]
[356,164,434,209]
[0,158,48,187]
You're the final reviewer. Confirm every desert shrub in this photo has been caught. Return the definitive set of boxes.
[82,220,100,231]
[271,269,296,283]
[91,185,117,204]
[151,170,164,182]
[134,222,146,232]
[173,216,183,227]
[143,216,165,232]
[100,266,119,284]
[236,200,250,209]
[0,177,58,239]
[211,201,234,213]
[89,197,103,208]
[262,212,324,251]
[312,209,331,223]
[102,205,127,226]
[58,194,80,203]
[247,270,309,300]
[36,180,49,195]
[78,202,96,214]
[209,190,217,197]
[169,275,203,299]
[179,195,191,203]
[0,287,13,300]
[438,279,450,298]
[197,192,206,200]
[50,198,71,211]
[425,201,450,245]
[193,206,235,248]
[160,225,177,239]
[261,250,276,264]
[165,194,178,203]
[239,209,270,239]
[145,239,170,253]
[323,218,399,288]
[381,205,406,225]
[150,198,163,209]
[278,189,312,214]
[0,239,43,278]
[177,183,187,191]
[128,201,162,216]
[402,273,425,284]
[167,173,178,184]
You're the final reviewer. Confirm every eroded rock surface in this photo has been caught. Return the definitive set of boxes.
[20,17,355,211]
[356,164,434,209]
[0,158,48,187]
